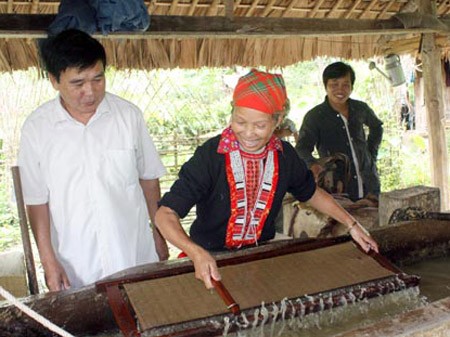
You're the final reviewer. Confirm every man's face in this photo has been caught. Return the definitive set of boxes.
[325,73,353,106]
[50,60,106,119]
[231,106,280,153]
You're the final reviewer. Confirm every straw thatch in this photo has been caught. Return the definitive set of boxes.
[0,0,449,71]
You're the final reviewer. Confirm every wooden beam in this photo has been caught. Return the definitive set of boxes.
[419,0,450,210]
[0,13,448,39]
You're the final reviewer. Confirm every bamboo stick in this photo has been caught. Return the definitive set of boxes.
[11,166,39,295]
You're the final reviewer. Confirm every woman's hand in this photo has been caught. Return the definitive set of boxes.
[348,222,379,253]
[189,246,222,289]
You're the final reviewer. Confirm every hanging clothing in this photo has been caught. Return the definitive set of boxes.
[48,0,150,36]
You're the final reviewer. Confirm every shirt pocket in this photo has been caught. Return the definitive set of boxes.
[102,149,138,187]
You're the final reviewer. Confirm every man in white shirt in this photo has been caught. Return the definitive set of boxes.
[18,29,168,291]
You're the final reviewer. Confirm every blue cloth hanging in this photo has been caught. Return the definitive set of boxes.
[95,0,150,34]
[48,0,97,35]
[48,0,150,36]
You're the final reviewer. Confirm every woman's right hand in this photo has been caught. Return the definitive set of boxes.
[189,246,222,289]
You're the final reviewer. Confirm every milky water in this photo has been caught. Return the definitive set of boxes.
[225,287,424,337]
[402,256,450,302]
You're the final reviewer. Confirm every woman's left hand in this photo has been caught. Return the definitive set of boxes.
[349,223,379,253]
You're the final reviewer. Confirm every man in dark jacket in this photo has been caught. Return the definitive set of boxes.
[296,62,383,201]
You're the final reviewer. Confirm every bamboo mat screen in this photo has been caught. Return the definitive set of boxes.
[124,241,394,331]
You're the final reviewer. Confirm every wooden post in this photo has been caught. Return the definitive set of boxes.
[419,0,450,210]
[11,166,39,295]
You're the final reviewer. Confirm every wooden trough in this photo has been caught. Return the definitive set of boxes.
[95,237,417,337]
[0,219,449,337]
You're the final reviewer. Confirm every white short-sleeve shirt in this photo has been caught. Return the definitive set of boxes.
[18,93,166,288]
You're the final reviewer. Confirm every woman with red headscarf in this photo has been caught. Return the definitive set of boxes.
[155,69,378,289]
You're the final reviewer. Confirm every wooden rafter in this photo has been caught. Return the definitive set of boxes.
[30,0,39,14]
[437,1,447,15]
[438,2,450,16]
[359,0,377,19]
[262,0,277,17]
[246,0,260,17]
[326,0,345,18]
[281,0,298,18]
[169,0,179,16]
[147,0,156,13]
[308,0,326,18]
[376,0,394,20]
[188,0,199,16]
[207,0,220,16]
[7,0,13,13]
[0,0,432,19]
[344,0,362,19]
[224,0,234,19]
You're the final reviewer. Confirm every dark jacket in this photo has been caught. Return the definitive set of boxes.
[295,97,383,200]
[160,135,316,251]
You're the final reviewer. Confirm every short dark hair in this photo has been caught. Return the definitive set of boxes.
[39,29,106,82]
[322,62,355,87]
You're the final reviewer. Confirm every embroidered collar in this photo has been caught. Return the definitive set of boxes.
[218,126,281,248]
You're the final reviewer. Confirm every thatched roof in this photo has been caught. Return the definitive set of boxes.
[0,0,449,71]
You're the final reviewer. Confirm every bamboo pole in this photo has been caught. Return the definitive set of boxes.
[11,166,39,295]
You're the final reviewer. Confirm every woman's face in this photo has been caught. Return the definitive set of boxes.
[231,106,280,153]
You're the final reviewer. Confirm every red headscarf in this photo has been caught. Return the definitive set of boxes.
[233,69,288,115]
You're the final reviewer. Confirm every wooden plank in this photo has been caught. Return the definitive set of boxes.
[419,0,450,210]
[0,13,446,39]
